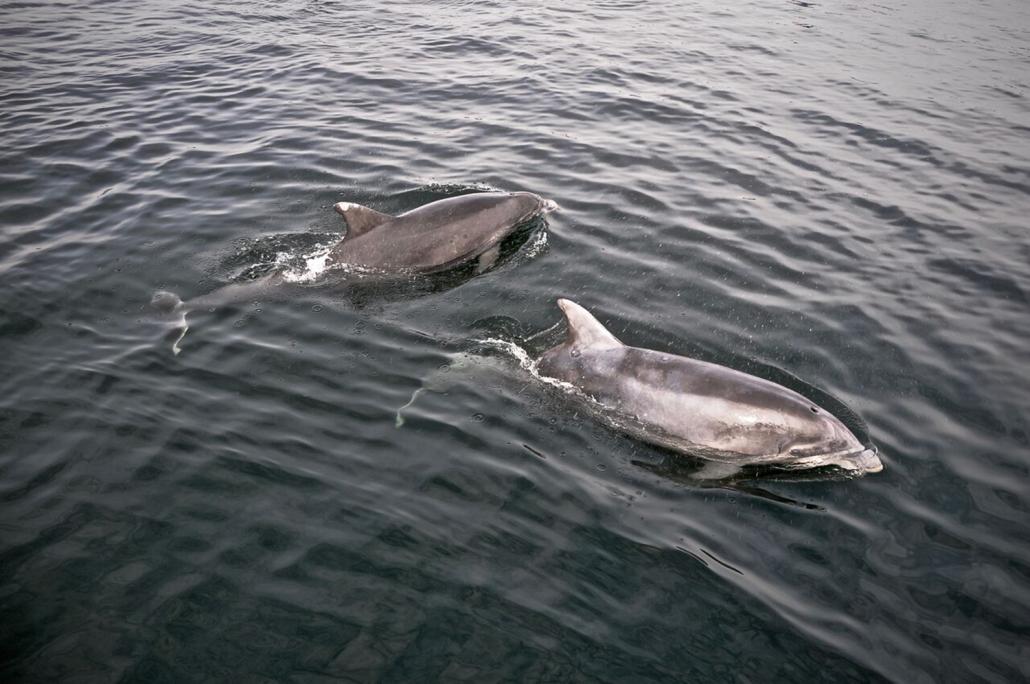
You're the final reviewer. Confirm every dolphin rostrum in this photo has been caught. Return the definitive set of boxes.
[328,191,558,273]
[535,299,883,476]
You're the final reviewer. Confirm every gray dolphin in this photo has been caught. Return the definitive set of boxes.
[151,190,557,354]
[329,191,558,273]
[535,299,883,477]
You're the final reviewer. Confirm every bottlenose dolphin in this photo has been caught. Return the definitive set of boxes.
[151,190,557,353]
[329,191,558,273]
[535,299,883,477]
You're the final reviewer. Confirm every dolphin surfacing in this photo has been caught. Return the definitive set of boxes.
[151,190,558,354]
[329,191,558,273]
[535,299,883,475]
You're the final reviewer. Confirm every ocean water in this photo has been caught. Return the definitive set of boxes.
[2,1,1029,681]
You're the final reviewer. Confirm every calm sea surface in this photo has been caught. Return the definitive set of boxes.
[2,1,1029,681]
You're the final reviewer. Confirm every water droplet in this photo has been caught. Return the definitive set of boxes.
[472,413,485,422]
[570,349,581,358]
[312,304,323,312]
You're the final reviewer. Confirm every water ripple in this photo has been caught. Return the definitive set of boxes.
[2,0,1029,681]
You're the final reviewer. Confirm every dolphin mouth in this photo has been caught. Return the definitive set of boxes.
[831,446,883,473]
[851,447,884,473]
[778,444,883,474]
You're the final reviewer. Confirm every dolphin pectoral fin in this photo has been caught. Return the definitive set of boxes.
[475,244,501,274]
[556,299,622,351]
[334,202,393,240]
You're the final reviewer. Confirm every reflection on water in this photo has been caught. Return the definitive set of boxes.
[2,0,1029,681]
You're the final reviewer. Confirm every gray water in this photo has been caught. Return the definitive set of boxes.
[2,1,1029,681]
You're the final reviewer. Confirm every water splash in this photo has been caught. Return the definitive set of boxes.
[279,247,332,283]
[473,336,581,395]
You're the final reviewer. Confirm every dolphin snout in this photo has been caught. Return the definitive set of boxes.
[511,191,560,214]
[837,447,883,473]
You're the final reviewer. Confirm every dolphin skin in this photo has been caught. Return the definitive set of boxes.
[535,299,883,475]
[328,191,558,273]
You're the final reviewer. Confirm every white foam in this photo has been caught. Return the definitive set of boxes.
[473,336,582,396]
[278,243,340,283]
[521,229,548,260]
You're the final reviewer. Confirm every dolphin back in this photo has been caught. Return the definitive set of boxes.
[327,191,551,273]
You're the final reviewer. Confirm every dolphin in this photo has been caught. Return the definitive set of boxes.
[151,190,557,354]
[328,191,558,273]
[535,299,883,477]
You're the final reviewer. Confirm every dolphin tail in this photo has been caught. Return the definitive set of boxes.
[151,290,190,355]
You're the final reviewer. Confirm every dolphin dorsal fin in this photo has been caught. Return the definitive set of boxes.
[557,299,622,351]
[334,202,392,239]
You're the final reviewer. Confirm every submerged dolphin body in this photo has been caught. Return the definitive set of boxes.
[328,191,558,273]
[535,299,883,476]
[151,276,280,355]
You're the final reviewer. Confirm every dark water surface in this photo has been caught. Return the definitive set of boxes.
[2,1,1029,681]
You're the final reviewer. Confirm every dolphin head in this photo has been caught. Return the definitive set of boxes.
[510,191,560,219]
[781,408,883,474]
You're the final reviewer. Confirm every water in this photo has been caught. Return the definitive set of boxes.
[2,0,1029,681]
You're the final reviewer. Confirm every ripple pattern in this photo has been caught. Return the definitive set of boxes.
[2,0,1029,681]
